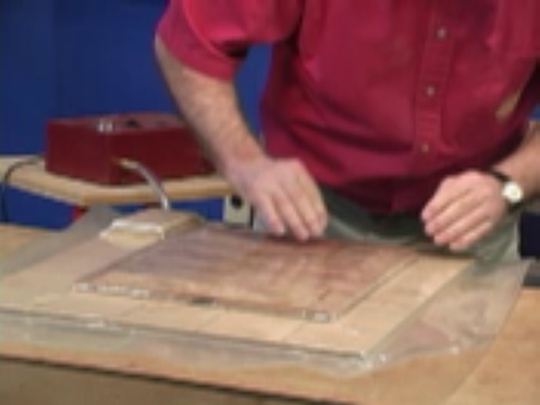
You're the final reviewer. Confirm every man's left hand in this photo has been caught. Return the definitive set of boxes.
[421,170,507,251]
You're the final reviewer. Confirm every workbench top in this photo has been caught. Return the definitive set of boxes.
[0,223,538,405]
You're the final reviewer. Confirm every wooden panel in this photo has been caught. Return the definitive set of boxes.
[286,253,468,354]
[77,223,417,322]
[0,238,137,303]
[0,225,50,260]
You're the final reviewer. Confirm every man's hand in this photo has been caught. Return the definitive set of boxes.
[421,170,507,251]
[155,37,326,240]
[225,155,327,241]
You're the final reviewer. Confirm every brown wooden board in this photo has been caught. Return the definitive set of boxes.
[76,223,417,322]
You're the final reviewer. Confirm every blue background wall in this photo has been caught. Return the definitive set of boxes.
[0,0,269,228]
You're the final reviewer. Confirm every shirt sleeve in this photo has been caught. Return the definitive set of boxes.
[156,0,303,80]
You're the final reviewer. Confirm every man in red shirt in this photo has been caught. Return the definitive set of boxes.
[155,0,540,261]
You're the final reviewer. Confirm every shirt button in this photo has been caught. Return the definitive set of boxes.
[425,85,436,97]
[420,143,430,154]
[435,27,448,39]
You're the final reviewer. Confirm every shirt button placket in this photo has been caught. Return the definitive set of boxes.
[413,14,454,174]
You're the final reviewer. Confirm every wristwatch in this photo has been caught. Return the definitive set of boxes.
[486,168,524,208]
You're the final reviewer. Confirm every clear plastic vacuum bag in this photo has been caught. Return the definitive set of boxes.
[0,209,530,404]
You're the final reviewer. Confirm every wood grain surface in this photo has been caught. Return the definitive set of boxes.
[79,224,418,322]
[0,224,50,259]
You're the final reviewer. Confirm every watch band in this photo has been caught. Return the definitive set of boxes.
[486,168,511,184]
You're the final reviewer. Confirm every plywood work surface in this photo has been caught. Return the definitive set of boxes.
[2,222,537,404]
[0,224,51,259]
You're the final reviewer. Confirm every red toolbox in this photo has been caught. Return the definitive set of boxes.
[45,112,213,184]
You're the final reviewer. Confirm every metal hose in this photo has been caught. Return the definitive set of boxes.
[116,158,171,211]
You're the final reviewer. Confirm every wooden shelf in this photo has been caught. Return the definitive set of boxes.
[0,155,233,207]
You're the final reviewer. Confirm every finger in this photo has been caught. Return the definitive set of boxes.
[251,191,286,237]
[424,189,483,237]
[269,181,316,241]
[448,221,493,252]
[282,167,327,237]
[294,166,328,234]
[422,177,470,221]
[431,206,491,247]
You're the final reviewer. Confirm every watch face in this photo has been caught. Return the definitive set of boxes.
[503,182,524,205]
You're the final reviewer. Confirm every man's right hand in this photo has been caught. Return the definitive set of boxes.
[154,37,326,239]
[225,155,328,241]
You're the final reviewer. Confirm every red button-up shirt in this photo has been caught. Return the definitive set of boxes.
[157,0,540,213]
